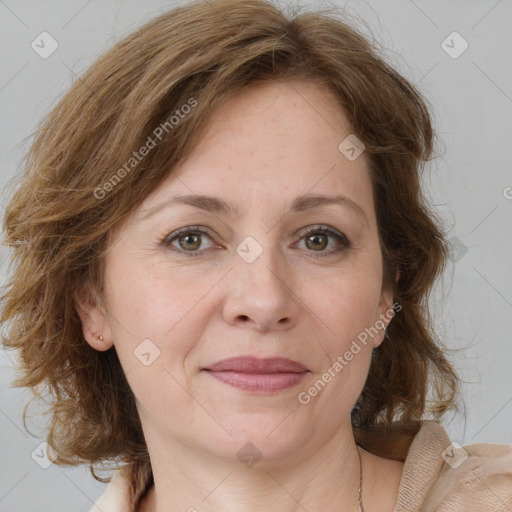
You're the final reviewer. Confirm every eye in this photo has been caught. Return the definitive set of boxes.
[295,224,352,257]
[161,224,351,257]
[161,226,216,256]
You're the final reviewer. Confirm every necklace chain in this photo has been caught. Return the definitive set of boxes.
[357,445,364,512]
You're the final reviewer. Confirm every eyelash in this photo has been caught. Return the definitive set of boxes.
[161,224,352,258]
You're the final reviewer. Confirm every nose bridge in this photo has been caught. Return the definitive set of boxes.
[235,230,289,297]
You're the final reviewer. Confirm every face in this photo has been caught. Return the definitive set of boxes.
[77,80,393,467]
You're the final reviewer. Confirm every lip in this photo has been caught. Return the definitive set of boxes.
[203,356,308,373]
[202,356,309,393]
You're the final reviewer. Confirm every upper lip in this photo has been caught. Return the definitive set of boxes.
[202,356,309,373]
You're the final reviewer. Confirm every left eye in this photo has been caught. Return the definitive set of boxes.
[297,225,352,255]
[162,224,351,257]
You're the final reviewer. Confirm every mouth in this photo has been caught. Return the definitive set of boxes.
[201,356,310,393]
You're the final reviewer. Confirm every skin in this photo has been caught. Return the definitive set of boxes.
[76,79,404,512]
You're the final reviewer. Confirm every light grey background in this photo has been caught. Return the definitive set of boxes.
[1,0,511,510]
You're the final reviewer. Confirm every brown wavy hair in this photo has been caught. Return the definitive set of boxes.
[1,0,461,509]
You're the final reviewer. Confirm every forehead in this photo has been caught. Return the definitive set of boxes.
[137,79,374,223]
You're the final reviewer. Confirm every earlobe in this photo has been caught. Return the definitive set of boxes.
[84,331,113,351]
[74,287,114,351]
[83,330,113,352]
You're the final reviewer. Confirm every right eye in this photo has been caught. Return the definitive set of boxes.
[161,226,218,257]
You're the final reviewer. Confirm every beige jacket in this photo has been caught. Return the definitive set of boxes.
[89,420,512,512]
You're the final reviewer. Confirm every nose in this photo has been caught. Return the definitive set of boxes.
[222,242,300,332]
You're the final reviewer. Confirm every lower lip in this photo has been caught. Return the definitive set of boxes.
[204,371,308,393]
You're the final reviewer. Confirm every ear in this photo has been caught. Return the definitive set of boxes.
[373,287,395,349]
[74,284,114,351]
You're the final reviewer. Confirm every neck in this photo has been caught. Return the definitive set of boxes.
[139,426,364,512]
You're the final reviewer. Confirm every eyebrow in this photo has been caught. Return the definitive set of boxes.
[139,193,368,226]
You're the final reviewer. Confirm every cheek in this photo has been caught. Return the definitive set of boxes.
[105,256,193,333]
[103,256,222,392]
[325,265,382,326]
[315,262,383,364]
[103,265,201,416]
[309,274,380,394]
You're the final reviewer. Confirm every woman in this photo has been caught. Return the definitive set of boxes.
[2,0,511,511]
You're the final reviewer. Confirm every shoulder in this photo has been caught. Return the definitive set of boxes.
[397,420,512,512]
[423,437,512,512]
